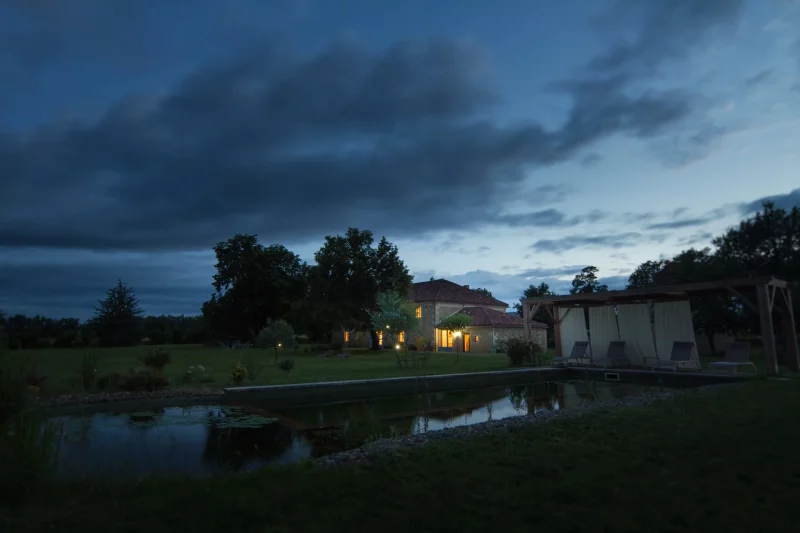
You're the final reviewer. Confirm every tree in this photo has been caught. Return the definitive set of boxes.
[627,260,668,289]
[255,319,297,364]
[474,288,493,298]
[201,234,307,342]
[367,291,420,352]
[91,279,144,347]
[570,266,609,295]
[514,282,557,317]
[439,313,472,362]
[306,228,412,350]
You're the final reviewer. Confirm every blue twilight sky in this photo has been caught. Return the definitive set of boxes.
[1,0,799,319]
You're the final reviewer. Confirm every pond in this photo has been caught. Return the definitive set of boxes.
[52,380,657,478]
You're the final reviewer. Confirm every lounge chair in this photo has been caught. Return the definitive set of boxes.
[648,341,700,372]
[708,342,756,374]
[551,341,590,367]
[592,341,631,369]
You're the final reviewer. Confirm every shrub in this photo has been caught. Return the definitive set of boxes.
[331,341,343,352]
[96,372,124,391]
[241,356,265,381]
[231,359,248,385]
[181,364,208,384]
[138,347,171,372]
[120,370,168,392]
[78,351,98,391]
[505,338,529,366]
[495,339,509,354]
[278,359,295,374]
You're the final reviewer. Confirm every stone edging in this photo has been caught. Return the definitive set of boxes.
[314,383,739,467]
[36,387,225,408]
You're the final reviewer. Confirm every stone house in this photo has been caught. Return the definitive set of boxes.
[412,279,547,353]
[333,278,547,353]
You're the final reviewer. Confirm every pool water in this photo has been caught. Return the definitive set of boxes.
[52,380,655,478]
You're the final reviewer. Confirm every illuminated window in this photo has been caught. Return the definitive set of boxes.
[474,335,479,342]
[378,331,383,346]
[415,306,422,318]
[344,331,349,342]
[398,331,405,343]
[437,329,453,348]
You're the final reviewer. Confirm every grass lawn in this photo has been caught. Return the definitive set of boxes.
[4,380,800,532]
[12,344,535,395]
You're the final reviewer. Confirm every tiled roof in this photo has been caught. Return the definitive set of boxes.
[412,279,509,307]
[438,306,548,328]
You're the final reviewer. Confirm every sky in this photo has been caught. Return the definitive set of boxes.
[1,0,799,319]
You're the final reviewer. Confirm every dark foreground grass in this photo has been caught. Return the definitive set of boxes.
[4,380,800,533]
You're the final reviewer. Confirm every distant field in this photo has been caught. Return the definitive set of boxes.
[9,344,535,395]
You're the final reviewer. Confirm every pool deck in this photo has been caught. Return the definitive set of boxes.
[223,365,751,408]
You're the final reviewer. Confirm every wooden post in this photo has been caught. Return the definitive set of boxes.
[756,283,779,375]
[523,301,531,347]
[778,288,799,372]
[553,305,563,358]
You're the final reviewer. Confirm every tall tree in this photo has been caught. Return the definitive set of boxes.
[91,279,144,347]
[627,259,668,289]
[570,266,609,295]
[515,282,556,320]
[306,228,412,348]
[201,234,307,341]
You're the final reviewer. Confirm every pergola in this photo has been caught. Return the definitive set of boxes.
[521,277,798,376]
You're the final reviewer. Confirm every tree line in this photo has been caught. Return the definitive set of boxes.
[1,203,796,351]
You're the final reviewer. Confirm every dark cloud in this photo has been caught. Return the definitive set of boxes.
[588,0,744,78]
[678,232,713,246]
[495,209,581,228]
[518,265,587,278]
[0,0,738,252]
[740,188,800,214]
[743,68,774,88]
[644,206,730,230]
[580,153,603,167]
[531,232,668,253]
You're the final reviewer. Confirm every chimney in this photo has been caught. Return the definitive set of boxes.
[463,285,470,289]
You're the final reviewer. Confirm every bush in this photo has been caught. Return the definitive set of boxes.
[331,341,343,352]
[278,359,296,374]
[241,356,265,381]
[120,370,168,392]
[231,359,248,385]
[505,338,529,366]
[78,351,98,391]
[138,347,171,372]
[96,372,124,391]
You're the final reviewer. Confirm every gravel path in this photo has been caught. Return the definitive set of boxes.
[36,387,225,408]
[315,384,736,467]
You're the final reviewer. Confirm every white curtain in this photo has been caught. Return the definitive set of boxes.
[557,307,588,356]
[653,300,699,366]
[617,303,657,366]
[588,306,620,360]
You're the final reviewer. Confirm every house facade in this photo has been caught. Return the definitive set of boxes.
[333,278,547,353]
[413,279,547,353]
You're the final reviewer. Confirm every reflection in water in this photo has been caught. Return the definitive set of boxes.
[53,380,653,478]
